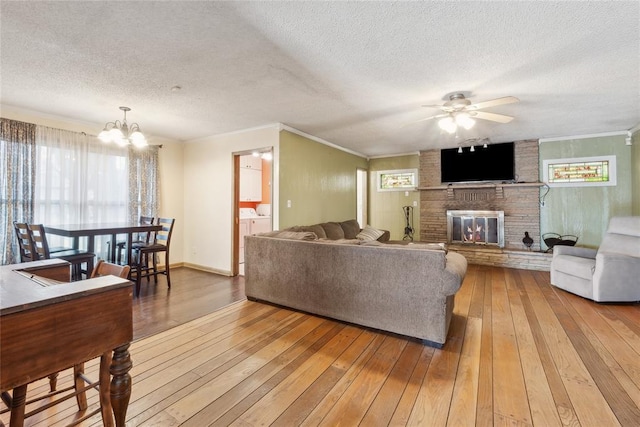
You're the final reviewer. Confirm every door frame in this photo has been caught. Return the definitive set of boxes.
[232,147,274,276]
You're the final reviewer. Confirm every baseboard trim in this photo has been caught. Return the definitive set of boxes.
[181,262,233,276]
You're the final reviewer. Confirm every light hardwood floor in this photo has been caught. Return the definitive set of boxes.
[4,265,640,426]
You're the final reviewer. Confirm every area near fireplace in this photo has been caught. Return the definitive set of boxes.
[419,140,552,271]
[447,210,504,247]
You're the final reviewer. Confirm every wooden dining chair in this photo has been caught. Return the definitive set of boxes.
[13,222,37,263]
[131,217,175,297]
[0,260,130,427]
[28,224,95,281]
[108,216,154,265]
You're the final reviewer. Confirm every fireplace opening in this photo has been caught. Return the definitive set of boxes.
[447,210,504,248]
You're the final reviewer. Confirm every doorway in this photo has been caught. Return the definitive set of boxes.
[356,168,367,227]
[233,148,273,276]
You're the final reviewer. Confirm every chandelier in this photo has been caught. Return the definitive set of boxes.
[438,111,476,134]
[98,106,147,147]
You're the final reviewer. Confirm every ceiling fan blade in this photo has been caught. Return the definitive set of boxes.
[472,111,514,123]
[421,104,444,109]
[401,113,448,127]
[467,96,519,110]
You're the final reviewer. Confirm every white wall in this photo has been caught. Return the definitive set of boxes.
[183,125,280,275]
[1,105,185,263]
[157,141,184,264]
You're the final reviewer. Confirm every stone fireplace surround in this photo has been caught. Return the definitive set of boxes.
[418,140,552,271]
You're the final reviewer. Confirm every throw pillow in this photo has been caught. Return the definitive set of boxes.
[357,225,385,241]
[301,224,327,239]
[321,222,345,240]
[340,219,361,239]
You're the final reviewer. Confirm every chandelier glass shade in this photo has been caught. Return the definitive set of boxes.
[438,112,476,134]
[98,106,147,147]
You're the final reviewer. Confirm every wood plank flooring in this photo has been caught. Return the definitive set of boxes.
[3,265,640,426]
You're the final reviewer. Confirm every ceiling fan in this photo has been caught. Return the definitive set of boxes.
[413,93,519,134]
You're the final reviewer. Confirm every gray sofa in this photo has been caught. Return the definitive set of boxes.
[550,216,640,302]
[244,233,467,347]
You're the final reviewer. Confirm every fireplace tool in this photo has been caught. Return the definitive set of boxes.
[403,206,414,241]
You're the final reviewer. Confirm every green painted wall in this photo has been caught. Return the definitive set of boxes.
[539,135,633,248]
[632,130,640,216]
[369,155,420,241]
[278,130,368,229]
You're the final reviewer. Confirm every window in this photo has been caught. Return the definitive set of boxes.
[376,169,418,192]
[543,155,616,187]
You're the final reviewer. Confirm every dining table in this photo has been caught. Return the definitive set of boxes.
[44,222,163,267]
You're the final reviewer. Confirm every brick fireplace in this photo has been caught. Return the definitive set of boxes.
[447,210,505,247]
[419,140,544,254]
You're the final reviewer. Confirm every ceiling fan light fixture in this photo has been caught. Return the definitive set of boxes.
[438,116,457,134]
[455,112,475,130]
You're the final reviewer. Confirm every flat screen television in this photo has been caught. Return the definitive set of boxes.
[440,141,515,184]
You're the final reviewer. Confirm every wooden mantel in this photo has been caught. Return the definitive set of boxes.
[418,182,546,191]
[418,182,545,201]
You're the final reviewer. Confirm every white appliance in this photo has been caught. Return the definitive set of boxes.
[239,208,258,218]
[256,203,271,217]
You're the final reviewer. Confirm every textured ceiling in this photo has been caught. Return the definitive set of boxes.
[1,1,639,156]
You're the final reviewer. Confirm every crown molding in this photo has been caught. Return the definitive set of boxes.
[279,124,367,159]
[538,130,629,143]
[369,151,420,159]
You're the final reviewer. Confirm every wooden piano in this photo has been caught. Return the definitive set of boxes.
[0,259,133,427]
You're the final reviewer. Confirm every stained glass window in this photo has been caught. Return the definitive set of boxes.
[543,156,616,187]
[376,169,418,191]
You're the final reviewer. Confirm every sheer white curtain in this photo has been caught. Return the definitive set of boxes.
[34,126,129,258]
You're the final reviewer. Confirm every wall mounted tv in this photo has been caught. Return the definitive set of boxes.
[440,141,515,184]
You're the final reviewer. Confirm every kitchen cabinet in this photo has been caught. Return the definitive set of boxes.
[239,217,271,264]
[240,155,262,170]
[239,168,262,201]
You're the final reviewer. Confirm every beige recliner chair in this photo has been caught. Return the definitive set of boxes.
[550,216,640,302]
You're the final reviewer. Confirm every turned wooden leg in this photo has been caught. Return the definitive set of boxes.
[9,384,27,427]
[48,372,58,392]
[109,343,132,427]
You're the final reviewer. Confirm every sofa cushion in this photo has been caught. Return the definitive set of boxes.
[321,222,345,240]
[357,225,385,241]
[407,242,448,253]
[552,254,595,280]
[261,230,318,240]
[317,238,361,245]
[340,219,361,239]
[300,224,327,239]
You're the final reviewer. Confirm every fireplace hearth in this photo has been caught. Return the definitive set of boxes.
[447,210,505,248]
